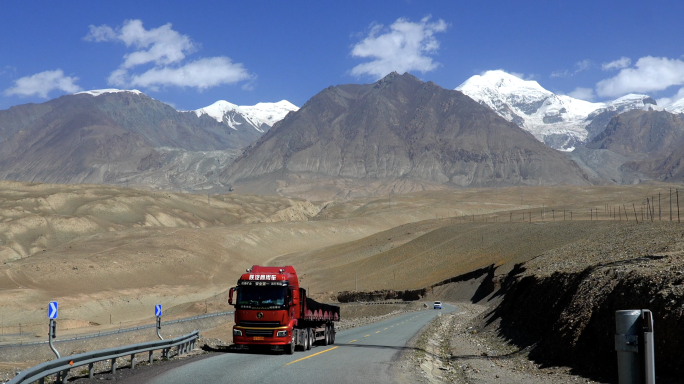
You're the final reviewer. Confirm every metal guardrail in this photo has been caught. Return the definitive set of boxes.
[6,330,199,384]
[0,311,233,348]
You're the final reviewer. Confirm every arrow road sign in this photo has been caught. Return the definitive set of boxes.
[155,304,162,317]
[48,301,58,319]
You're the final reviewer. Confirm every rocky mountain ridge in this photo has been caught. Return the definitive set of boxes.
[0,89,280,189]
[221,72,589,199]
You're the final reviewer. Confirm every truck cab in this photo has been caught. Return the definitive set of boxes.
[229,265,339,354]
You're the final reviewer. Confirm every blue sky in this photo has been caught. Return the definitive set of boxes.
[2,0,684,111]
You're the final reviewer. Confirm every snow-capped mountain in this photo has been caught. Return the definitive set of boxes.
[456,70,656,151]
[76,89,143,96]
[193,100,298,133]
[666,98,684,114]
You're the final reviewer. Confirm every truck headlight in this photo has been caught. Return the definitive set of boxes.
[233,329,243,336]
[276,330,288,337]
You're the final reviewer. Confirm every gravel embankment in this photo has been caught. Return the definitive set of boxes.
[484,221,684,382]
[398,303,604,384]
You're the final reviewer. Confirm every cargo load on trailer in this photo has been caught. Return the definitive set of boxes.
[228,265,340,354]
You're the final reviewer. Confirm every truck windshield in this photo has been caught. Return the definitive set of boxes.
[237,286,286,306]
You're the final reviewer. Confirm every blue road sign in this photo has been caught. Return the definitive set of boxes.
[155,304,162,317]
[48,301,58,319]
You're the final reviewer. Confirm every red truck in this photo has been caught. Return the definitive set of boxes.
[228,265,340,354]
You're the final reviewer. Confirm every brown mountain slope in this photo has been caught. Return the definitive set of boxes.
[0,92,258,185]
[586,109,684,158]
[222,72,588,198]
[582,109,684,182]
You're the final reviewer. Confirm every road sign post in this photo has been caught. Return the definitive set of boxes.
[155,304,163,341]
[48,301,61,360]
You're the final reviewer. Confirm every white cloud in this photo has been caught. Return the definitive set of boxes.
[505,71,537,81]
[656,87,684,107]
[84,24,117,42]
[596,56,684,98]
[550,70,570,78]
[550,59,592,78]
[86,19,250,91]
[567,87,595,101]
[350,16,448,79]
[4,69,81,98]
[86,20,194,68]
[121,57,250,90]
[575,59,591,72]
[602,57,631,71]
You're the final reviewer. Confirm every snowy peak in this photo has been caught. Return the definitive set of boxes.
[606,94,657,112]
[75,89,143,97]
[194,100,298,133]
[194,100,240,122]
[456,70,659,151]
[666,98,684,114]
[456,70,604,151]
[457,70,549,99]
[240,100,298,127]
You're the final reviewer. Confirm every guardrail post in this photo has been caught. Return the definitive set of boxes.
[149,350,154,364]
[60,369,69,384]
[88,362,94,379]
[110,358,117,374]
[130,353,136,369]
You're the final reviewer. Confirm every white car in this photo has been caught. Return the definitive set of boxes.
[433,301,442,309]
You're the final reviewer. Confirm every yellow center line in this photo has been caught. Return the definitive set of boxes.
[384,328,388,330]
[364,335,370,337]
[284,346,338,366]
[349,340,357,343]
[375,331,380,333]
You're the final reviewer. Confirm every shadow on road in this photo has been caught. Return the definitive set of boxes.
[202,344,283,355]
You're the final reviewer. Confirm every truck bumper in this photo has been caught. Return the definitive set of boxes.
[232,326,292,346]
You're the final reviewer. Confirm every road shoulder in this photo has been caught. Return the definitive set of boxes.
[396,302,607,384]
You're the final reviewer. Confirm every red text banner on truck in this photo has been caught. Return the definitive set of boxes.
[228,265,340,354]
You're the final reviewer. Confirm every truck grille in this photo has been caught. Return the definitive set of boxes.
[240,321,281,327]
[245,329,274,337]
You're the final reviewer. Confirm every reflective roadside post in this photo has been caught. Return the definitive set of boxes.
[155,304,163,340]
[615,309,655,384]
[642,310,655,384]
[48,301,60,359]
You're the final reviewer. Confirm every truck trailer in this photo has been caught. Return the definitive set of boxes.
[229,265,340,354]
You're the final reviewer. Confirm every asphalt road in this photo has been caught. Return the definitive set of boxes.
[145,304,456,384]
